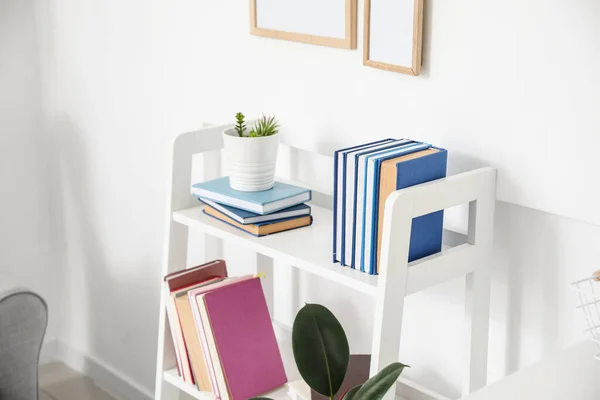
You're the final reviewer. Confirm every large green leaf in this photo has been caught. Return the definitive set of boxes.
[342,384,362,400]
[352,363,408,400]
[292,304,350,397]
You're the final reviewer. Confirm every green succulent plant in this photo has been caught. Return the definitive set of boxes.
[235,112,246,137]
[249,114,279,137]
[232,113,279,138]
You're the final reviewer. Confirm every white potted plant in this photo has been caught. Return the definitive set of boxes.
[222,113,280,192]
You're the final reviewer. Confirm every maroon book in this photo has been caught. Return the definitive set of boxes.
[164,260,228,290]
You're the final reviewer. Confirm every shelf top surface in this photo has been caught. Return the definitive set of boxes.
[173,203,380,296]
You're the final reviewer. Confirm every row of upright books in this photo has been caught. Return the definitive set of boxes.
[165,260,287,400]
[333,139,448,275]
[191,177,313,236]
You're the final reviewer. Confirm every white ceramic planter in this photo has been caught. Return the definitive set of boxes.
[222,127,279,192]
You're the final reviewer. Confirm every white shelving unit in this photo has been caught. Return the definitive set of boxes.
[154,124,497,400]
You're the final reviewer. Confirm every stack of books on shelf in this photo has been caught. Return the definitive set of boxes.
[191,177,313,237]
[165,260,287,400]
[333,139,448,275]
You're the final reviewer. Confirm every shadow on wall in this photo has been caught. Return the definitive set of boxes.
[0,0,58,336]
[43,115,164,395]
[493,201,561,376]
[44,118,108,362]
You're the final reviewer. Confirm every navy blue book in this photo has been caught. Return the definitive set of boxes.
[198,198,311,225]
[203,204,313,237]
[363,146,448,274]
[332,139,395,264]
[192,177,311,215]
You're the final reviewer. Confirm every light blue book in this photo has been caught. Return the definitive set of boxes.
[360,142,431,273]
[191,177,311,215]
[350,140,417,268]
[198,198,311,225]
[342,139,413,267]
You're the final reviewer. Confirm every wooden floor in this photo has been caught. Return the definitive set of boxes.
[39,362,117,400]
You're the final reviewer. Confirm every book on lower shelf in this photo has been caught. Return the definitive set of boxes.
[334,139,448,275]
[175,276,225,391]
[191,276,287,400]
[164,260,228,385]
[164,262,287,400]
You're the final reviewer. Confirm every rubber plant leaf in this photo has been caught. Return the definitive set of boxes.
[342,384,362,400]
[292,304,350,398]
[352,362,408,400]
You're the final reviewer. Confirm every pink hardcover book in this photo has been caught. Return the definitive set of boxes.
[188,275,254,398]
[203,277,287,400]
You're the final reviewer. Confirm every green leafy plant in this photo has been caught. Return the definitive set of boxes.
[248,114,279,137]
[251,304,408,400]
[343,363,406,400]
[232,113,279,138]
[235,112,246,137]
[292,304,350,398]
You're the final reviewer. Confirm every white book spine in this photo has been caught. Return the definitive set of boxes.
[343,154,358,266]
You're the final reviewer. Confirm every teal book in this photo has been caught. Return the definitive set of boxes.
[199,198,311,225]
[192,177,311,215]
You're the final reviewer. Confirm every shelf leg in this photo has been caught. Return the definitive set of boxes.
[462,191,495,395]
[462,268,491,395]
[154,304,181,400]
[370,193,412,400]
[155,125,226,399]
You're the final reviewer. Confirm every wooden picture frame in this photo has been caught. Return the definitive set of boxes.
[250,0,357,49]
[363,0,424,75]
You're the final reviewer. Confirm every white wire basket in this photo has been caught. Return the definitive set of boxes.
[572,270,600,360]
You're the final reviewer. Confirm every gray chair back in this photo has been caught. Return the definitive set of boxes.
[0,288,48,400]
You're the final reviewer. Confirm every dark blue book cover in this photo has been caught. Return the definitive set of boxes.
[371,148,448,273]
[332,139,394,263]
[199,198,311,225]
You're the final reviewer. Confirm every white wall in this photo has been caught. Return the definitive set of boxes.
[35,0,600,397]
[0,0,58,341]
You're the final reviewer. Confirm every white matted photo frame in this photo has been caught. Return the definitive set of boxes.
[363,0,424,75]
[250,0,357,49]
